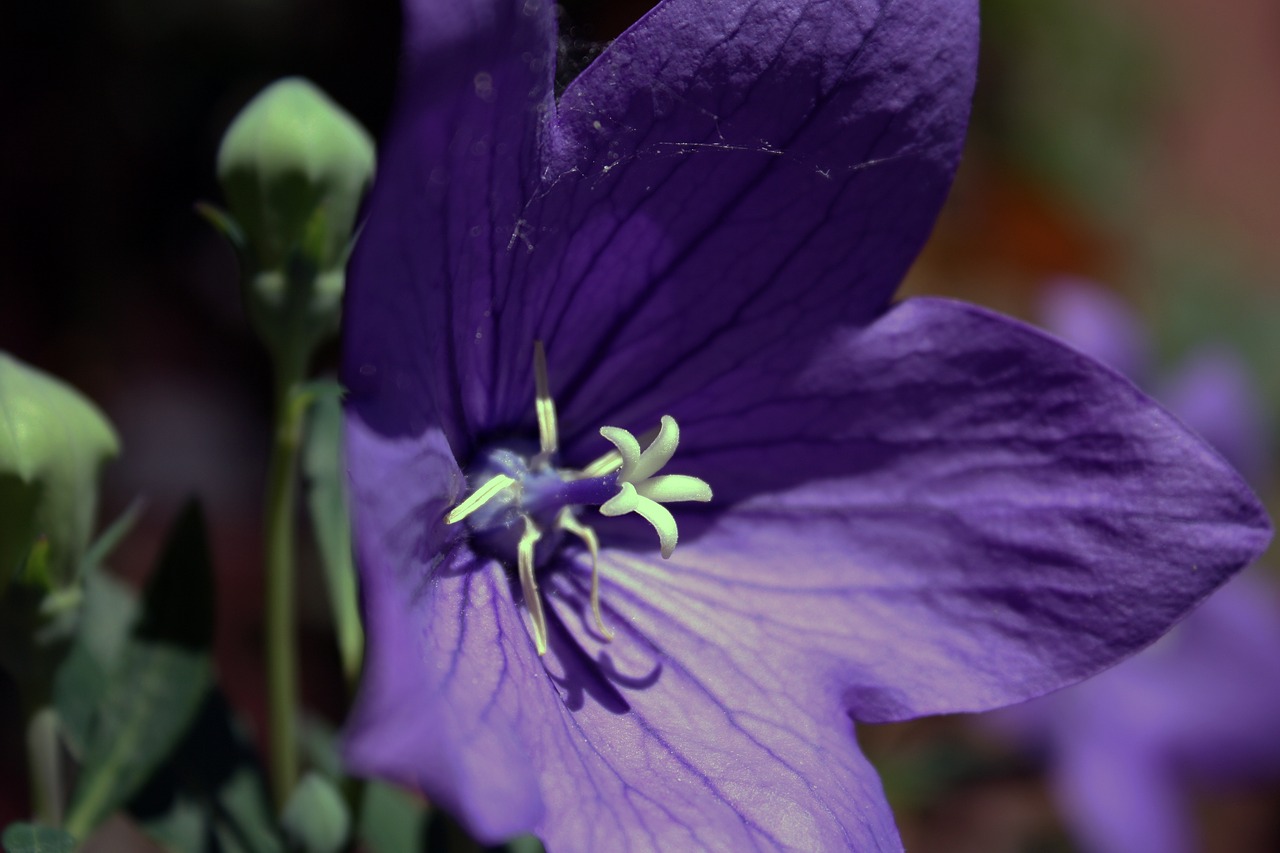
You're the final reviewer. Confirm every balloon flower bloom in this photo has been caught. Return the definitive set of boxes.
[340,2,1271,849]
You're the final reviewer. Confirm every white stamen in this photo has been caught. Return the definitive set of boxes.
[517,515,548,655]
[576,450,624,479]
[533,340,558,460]
[445,473,516,524]
[556,509,613,640]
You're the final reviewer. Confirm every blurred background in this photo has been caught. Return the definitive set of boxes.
[2,0,1278,849]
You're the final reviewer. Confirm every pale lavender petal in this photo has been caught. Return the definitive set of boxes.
[345,530,904,848]
[343,414,902,847]
[1039,277,1150,380]
[1096,570,1280,782]
[1158,346,1271,486]
[1053,732,1190,853]
[583,298,1269,722]
[981,571,1280,847]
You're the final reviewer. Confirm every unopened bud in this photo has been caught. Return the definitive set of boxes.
[0,353,118,595]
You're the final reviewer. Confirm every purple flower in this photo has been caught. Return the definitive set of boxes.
[339,2,1271,848]
[984,280,1280,853]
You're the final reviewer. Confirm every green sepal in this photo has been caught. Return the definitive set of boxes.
[301,380,363,683]
[0,824,76,853]
[63,503,216,840]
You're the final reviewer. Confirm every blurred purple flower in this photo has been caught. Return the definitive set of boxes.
[987,278,1280,853]
[339,2,1270,848]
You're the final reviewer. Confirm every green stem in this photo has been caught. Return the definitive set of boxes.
[265,369,309,811]
[25,705,63,828]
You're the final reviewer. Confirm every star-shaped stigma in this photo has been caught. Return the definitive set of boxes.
[444,342,712,655]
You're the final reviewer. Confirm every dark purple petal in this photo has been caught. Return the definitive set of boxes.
[349,0,977,449]
[594,297,1270,721]
[1157,347,1271,486]
[532,0,979,447]
[343,0,557,451]
[1039,278,1150,380]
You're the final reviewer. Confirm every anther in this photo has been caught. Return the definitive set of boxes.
[533,340,557,463]
[445,473,516,524]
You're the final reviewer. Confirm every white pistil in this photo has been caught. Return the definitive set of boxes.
[556,508,613,640]
[533,340,557,462]
[444,473,516,524]
[598,415,712,559]
[517,515,548,655]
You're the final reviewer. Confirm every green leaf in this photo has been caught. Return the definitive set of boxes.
[281,773,350,853]
[78,499,144,577]
[357,782,428,853]
[63,503,216,840]
[130,691,283,853]
[0,824,75,853]
[302,381,363,683]
[54,564,139,757]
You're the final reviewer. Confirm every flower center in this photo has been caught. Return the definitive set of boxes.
[445,342,712,655]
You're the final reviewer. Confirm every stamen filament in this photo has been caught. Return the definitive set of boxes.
[533,340,558,459]
[517,516,548,655]
[445,473,516,524]
[578,450,623,479]
[556,509,613,640]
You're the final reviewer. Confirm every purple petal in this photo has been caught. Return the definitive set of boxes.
[1039,277,1150,380]
[597,297,1270,721]
[345,532,904,848]
[538,0,978,443]
[343,0,557,452]
[346,0,978,449]
[1053,732,1190,853]
[1092,569,1280,782]
[981,569,1280,848]
[342,416,902,847]
[1157,346,1271,486]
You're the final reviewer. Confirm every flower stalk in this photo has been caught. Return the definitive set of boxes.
[264,372,310,810]
[210,77,374,811]
[25,704,63,828]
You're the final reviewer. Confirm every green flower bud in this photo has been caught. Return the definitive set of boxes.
[215,78,375,377]
[0,353,119,595]
[217,77,375,275]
